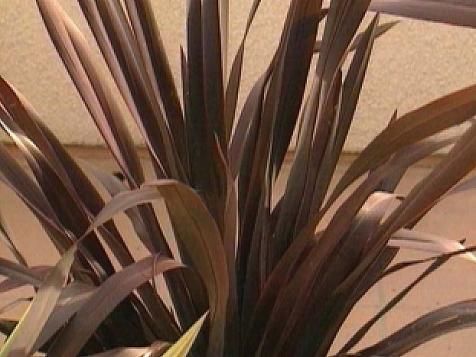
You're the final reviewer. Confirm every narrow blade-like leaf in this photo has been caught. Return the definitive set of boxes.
[48,256,182,356]
[161,312,208,357]
[370,0,476,28]
[0,247,76,357]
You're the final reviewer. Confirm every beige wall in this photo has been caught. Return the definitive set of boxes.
[1,0,476,151]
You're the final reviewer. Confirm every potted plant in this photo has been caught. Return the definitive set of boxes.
[1,0,476,356]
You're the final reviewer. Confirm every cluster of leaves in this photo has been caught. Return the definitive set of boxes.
[1,0,476,356]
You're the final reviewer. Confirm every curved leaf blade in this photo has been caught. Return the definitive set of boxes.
[370,0,476,28]
[0,246,76,357]
[389,228,476,263]
[48,256,182,356]
[359,299,476,356]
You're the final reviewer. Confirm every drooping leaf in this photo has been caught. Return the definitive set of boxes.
[146,181,229,357]
[33,282,95,352]
[358,298,476,356]
[0,266,51,293]
[0,246,76,357]
[389,228,476,263]
[76,180,228,356]
[0,258,47,292]
[370,0,476,28]
[48,255,182,356]
[340,256,448,354]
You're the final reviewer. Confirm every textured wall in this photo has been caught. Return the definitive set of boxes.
[1,1,476,151]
